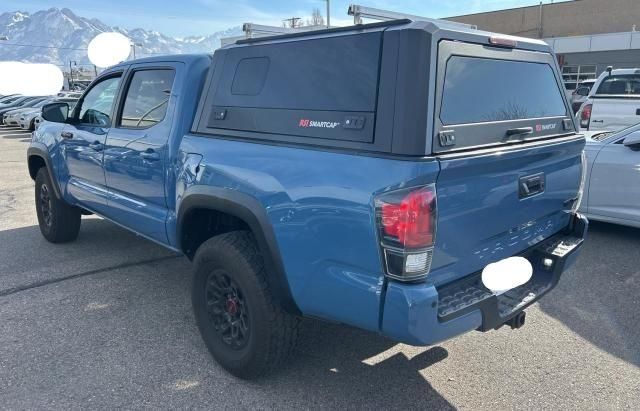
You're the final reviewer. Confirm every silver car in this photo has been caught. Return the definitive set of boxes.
[18,109,42,131]
[580,123,640,228]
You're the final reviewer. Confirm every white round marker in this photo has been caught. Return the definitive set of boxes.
[88,32,131,68]
[481,256,533,295]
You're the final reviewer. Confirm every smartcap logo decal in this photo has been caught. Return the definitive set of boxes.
[299,119,340,129]
[535,123,557,132]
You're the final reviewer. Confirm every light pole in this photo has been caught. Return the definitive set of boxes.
[325,0,330,28]
[68,60,77,90]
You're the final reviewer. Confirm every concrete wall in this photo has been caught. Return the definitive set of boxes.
[563,49,640,74]
[449,0,640,38]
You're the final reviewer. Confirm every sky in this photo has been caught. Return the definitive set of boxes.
[2,0,563,37]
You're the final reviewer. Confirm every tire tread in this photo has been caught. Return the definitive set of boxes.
[193,231,300,379]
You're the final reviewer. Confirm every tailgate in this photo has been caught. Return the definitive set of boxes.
[428,39,583,285]
[431,136,584,285]
[589,97,640,131]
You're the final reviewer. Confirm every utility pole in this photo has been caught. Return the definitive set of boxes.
[282,17,301,28]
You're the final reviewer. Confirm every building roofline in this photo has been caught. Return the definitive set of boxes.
[447,0,574,20]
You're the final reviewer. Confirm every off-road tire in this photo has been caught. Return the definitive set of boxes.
[192,231,300,379]
[34,167,81,243]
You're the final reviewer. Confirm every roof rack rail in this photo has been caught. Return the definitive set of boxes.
[347,4,477,29]
[242,23,327,38]
[233,19,409,45]
[220,23,332,47]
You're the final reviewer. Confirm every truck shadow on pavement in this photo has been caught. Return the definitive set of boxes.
[0,219,455,408]
[274,320,454,409]
[538,221,640,368]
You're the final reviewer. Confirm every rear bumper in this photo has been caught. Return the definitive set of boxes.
[381,213,588,346]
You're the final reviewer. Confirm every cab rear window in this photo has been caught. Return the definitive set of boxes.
[440,56,567,125]
[595,74,640,95]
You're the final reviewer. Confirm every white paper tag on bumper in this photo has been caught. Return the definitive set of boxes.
[481,256,533,295]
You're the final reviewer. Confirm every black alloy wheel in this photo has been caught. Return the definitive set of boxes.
[205,270,250,349]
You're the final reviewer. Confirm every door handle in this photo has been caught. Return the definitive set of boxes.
[89,141,103,151]
[592,119,604,123]
[140,150,160,161]
[61,131,73,139]
[506,127,534,136]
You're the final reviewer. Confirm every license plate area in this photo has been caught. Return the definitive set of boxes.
[436,228,583,330]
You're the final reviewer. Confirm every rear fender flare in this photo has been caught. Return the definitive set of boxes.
[177,186,300,314]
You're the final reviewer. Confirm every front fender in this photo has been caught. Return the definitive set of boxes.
[27,143,62,199]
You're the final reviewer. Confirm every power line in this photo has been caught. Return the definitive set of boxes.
[0,42,177,56]
[0,42,88,51]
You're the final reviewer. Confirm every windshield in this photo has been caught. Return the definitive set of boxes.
[32,99,52,108]
[0,96,21,104]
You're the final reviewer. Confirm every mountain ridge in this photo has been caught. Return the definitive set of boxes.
[0,8,241,68]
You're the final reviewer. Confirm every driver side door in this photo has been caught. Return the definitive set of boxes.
[61,73,123,214]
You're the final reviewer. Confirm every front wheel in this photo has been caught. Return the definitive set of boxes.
[192,231,300,379]
[34,167,81,243]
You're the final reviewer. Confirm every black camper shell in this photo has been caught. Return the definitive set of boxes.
[192,19,576,156]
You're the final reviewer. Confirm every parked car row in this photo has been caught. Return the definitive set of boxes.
[0,94,78,131]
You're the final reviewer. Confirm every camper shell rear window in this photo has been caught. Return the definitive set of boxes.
[433,40,573,154]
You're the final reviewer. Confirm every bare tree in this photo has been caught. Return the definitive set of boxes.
[306,8,325,27]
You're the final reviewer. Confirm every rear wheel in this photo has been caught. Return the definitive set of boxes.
[34,167,81,243]
[192,231,300,379]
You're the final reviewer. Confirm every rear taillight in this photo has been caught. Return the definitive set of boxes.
[375,185,436,282]
[580,103,592,129]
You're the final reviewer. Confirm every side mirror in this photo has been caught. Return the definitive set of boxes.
[623,131,640,151]
[41,102,69,123]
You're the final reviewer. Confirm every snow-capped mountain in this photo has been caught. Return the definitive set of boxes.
[0,8,241,66]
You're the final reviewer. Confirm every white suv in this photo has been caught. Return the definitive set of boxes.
[577,68,640,131]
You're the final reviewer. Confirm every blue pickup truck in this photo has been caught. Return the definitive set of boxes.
[28,19,587,378]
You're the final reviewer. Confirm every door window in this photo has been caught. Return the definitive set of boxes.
[119,69,175,129]
[77,76,121,127]
[575,86,590,96]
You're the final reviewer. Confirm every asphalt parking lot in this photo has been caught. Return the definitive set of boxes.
[0,124,638,409]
